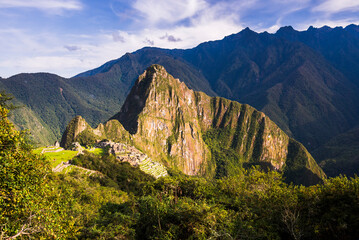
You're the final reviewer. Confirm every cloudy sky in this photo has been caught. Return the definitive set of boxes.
[1,0,359,78]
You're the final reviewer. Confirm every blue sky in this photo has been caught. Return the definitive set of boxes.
[1,0,359,78]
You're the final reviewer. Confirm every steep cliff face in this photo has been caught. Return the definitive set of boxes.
[60,116,91,149]
[111,65,210,175]
[62,65,325,185]
[111,65,325,183]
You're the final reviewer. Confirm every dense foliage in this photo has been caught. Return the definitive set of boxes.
[62,151,359,240]
[0,97,75,239]
[1,98,359,239]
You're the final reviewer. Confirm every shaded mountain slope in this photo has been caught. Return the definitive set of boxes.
[0,73,114,145]
[63,65,325,185]
[171,28,359,149]
[313,126,359,177]
[276,25,359,87]
[73,48,216,97]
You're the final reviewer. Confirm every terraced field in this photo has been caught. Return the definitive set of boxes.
[138,157,167,178]
[35,147,78,168]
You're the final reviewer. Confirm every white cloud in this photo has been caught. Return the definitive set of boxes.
[0,0,245,78]
[3,0,359,79]
[313,0,359,13]
[132,0,207,26]
[0,0,82,11]
[112,31,125,42]
[64,45,81,51]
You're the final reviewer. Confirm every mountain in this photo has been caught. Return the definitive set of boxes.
[313,126,359,177]
[0,73,124,145]
[170,28,359,150]
[62,65,325,185]
[276,25,359,87]
[71,25,359,153]
[2,24,359,177]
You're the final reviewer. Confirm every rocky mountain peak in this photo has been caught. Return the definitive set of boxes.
[108,65,325,183]
[111,64,183,134]
[60,116,89,149]
[62,65,326,184]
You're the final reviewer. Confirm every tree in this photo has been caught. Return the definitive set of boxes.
[0,94,75,239]
[0,91,18,113]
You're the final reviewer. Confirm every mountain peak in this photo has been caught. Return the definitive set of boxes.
[240,27,256,35]
[107,65,326,182]
[147,63,164,71]
[111,64,183,134]
[345,24,359,33]
[138,64,179,84]
[140,64,167,81]
[276,25,295,33]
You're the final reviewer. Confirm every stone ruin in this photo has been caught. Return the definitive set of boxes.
[96,140,160,168]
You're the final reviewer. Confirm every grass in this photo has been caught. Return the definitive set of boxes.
[35,146,106,168]
[33,147,47,154]
[46,151,78,167]
[35,147,78,168]
[87,147,106,156]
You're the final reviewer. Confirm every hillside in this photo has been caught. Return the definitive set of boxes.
[62,65,325,185]
[313,126,359,177]
[0,73,122,145]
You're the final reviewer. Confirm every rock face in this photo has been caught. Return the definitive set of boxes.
[60,116,90,149]
[61,65,326,185]
[111,65,210,175]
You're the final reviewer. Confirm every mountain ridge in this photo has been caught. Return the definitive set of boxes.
[2,24,359,176]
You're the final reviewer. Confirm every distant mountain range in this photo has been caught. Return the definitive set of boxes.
[1,24,359,177]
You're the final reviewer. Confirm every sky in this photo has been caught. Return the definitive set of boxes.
[1,0,359,78]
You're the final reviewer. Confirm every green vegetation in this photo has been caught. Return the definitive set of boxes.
[0,96,76,239]
[314,126,359,177]
[42,149,78,168]
[52,167,132,239]
[203,128,244,178]
[71,151,155,196]
[87,147,105,156]
[58,161,359,239]
[1,96,359,239]
[75,128,99,147]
